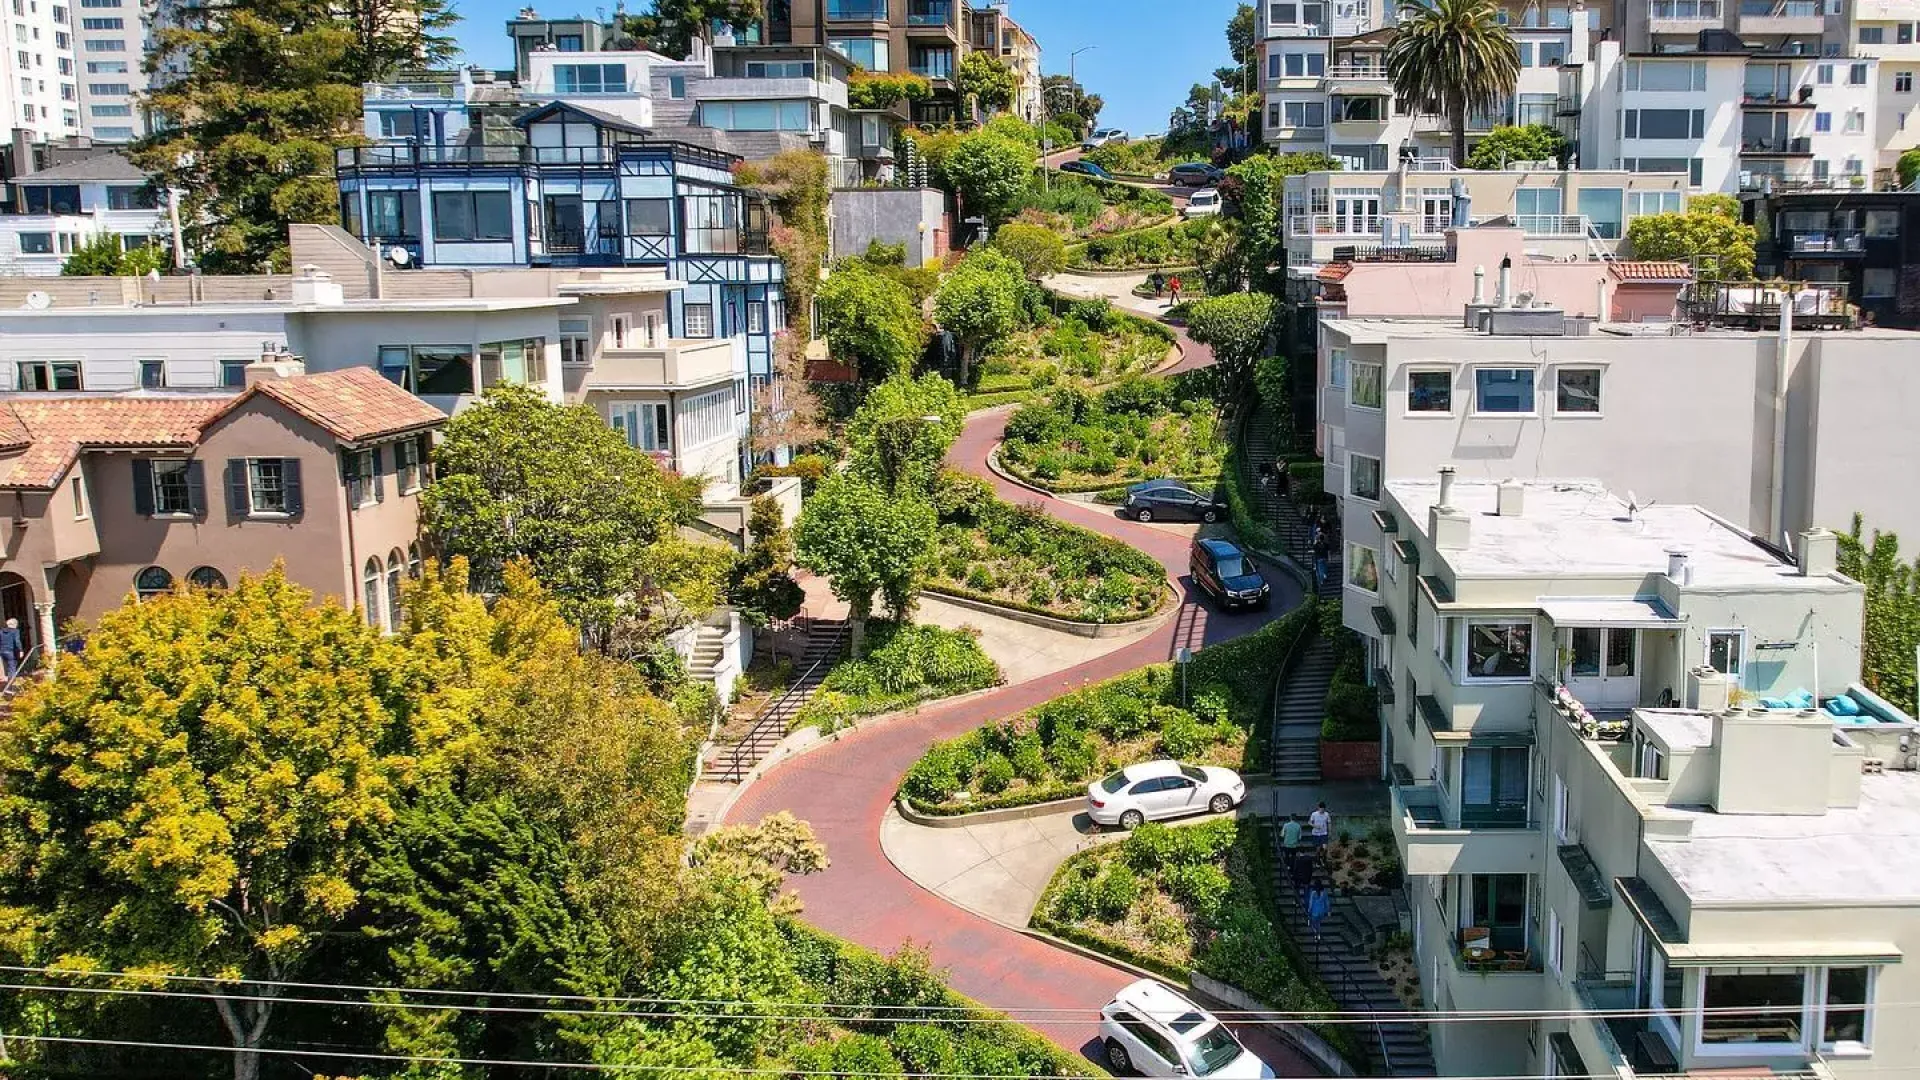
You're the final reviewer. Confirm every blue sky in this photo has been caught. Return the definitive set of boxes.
[446,0,1236,136]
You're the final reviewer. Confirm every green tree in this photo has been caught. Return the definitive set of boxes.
[1899,146,1920,189]
[0,568,434,1080]
[729,496,806,624]
[420,384,703,648]
[737,149,829,339]
[846,373,965,497]
[1625,201,1757,278]
[1226,154,1282,290]
[1183,292,1276,397]
[137,0,453,272]
[1385,0,1520,168]
[1273,151,1344,175]
[1219,3,1258,93]
[816,260,925,383]
[933,253,1022,386]
[958,51,1017,114]
[60,233,132,275]
[624,0,764,54]
[988,221,1066,279]
[1464,123,1568,169]
[794,475,938,650]
[1042,74,1102,138]
[941,132,1033,225]
[849,70,932,109]
[1839,516,1920,715]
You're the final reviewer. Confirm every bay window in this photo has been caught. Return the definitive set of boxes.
[1466,618,1532,680]
[1701,968,1806,1046]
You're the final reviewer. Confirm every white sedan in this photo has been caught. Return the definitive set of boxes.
[1182,188,1222,218]
[1086,760,1245,829]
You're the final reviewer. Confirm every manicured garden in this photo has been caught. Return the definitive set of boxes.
[1012,172,1176,239]
[928,472,1166,623]
[1067,219,1218,271]
[999,379,1228,493]
[967,298,1175,411]
[795,621,1001,733]
[900,603,1317,814]
[1080,134,1211,178]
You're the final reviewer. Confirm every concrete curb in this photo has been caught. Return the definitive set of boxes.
[897,774,1276,828]
[1190,973,1362,1078]
[1018,924,1171,981]
[918,583,1177,639]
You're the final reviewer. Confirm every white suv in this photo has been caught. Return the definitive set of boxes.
[1099,979,1275,1078]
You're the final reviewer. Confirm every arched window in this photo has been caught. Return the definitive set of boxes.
[362,558,383,629]
[407,542,423,578]
[186,566,228,590]
[134,566,173,600]
[385,551,404,633]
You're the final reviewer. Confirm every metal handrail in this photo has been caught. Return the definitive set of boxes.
[1,641,48,699]
[711,619,847,783]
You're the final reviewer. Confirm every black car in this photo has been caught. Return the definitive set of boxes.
[1122,479,1226,523]
[1167,162,1224,187]
[1060,160,1114,180]
[1190,537,1271,610]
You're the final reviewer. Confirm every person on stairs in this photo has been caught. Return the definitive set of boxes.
[1312,530,1332,589]
[1307,879,1333,940]
[1274,459,1291,498]
[1309,801,1333,847]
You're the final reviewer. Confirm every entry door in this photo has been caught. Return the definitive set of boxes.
[1336,195,1380,234]
[1567,627,1640,709]
[545,195,584,252]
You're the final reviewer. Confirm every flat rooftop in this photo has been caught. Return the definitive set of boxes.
[1636,710,1716,751]
[1650,771,1920,904]
[1322,317,1920,344]
[1388,477,1841,589]
[0,297,579,318]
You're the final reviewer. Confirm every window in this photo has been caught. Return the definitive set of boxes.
[554,32,582,50]
[431,191,512,242]
[1349,452,1380,501]
[1815,111,1832,133]
[1474,368,1536,413]
[1846,110,1866,133]
[1707,629,1745,682]
[1554,367,1601,413]
[1904,23,1915,43]
[408,543,422,578]
[1640,741,1668,780]
[1623,108,1704,140]
[1466,619,1532,680]
[685,302,715,338]
[363,558,383,629]
[17,232,51,255]
[1283,51,1324,76]
[697,100,812,131]
[366,190,420,240]
[1627,190,1684,216]
[1347,543,1380,592]
[1817,62,1834,84]
[17,359,80,390]
[612,313,633,349]
[82,38,124,50]
[219,359,248,388]
[552,62,626,93]
[625,197,672,235]
[1350,359,1383,409]
[681,387,734,449]
[1899,71,1914,93]
[377,344,473,395]
[560,317,592,364]
[1551,774,1568,841]
[1861,25,1885,43]
[747,301,766,334]
[681,193,742,253]
[667,74,686,98]
[66,469,86,519]
[1283,100,1325,128]
[609,401,671,451]
[1702,968,1805,1046]
[1864,267,1896,298]
[395,436,426,493]
[134,565,172,599]
[478,338,547,388]
[1822,966,1873,1049]
[106,184,152,210]
[78,15,118,27]
[144,459,198,516]
[1407,369,1451,413]
[186,566,226,590]
[828,36,887,70]
[344,447,381,508]
[1546,908,1564,974]
[237,457,300,515]
[744,60,814,78]
[1867,209,1900,236]
[908,45,953,77]
[1328,346,1347,389]
[385,552,403,632]
[1851,62,1869,85]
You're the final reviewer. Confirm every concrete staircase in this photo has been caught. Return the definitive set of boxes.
[1271,636,1336,783]
[1240,409,1340,601]
[686,623,730,688]
[710,618,848,783]
[1269,858,1437,1076]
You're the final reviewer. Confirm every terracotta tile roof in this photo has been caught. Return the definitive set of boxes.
[1611,261,1695,282]
[0,397,228,489]
[1318,261,1355,283]
[233,368,447,443]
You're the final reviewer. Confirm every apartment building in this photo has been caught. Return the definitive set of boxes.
[1830,0,1920,178]
[1365,472,1915,1080]
[0,364,444,655]
[966,2,1042,121]
[0,150,166,273]
[0,0,79,144]
[70,0,139,142]
[1744,188,1920,326]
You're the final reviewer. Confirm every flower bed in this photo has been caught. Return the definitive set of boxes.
[794,622,1001,733]
[1066,219,1217,271]
[1012,171,1175,239]
[1000,380,1227,492]
[973,298,1173,405]
[900,603,1316,813]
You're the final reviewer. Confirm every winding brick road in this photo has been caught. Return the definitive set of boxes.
[726,341,1309,1072]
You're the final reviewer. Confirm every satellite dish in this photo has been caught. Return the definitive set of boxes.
[23,290,51,310]
[386,245,412,268]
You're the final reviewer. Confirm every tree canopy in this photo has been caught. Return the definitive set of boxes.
[941,132,1034,225]
[135,0,455,271]
[990,222,1067,280]
[1464,124,1568,169]
[1625,196,1757,278]
[816,259,926,383]
[934,250,1024,385]
[849,70,933,110]
[958,51,1018,114]
[729,496,806,624]
[1043,74,1103,138]
[1183,293,1277,396]
[846,373,966,497]
[623,0,764,55]
[794,474,939,648]
[1839,515,1919,716]
[61,234,168,276]
[1385,0,1519,167]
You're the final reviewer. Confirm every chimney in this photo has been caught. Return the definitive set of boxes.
[1667,549,1692,586]
[289,266,343,306]
[244,346,306,386]
[1497,255,1513,307]
[1472,264,1486,304]
[1437,464,1456,509]
[1431,466,1471,550]
[1687,665,1731,713]
[10,128,33,179]
[1496,479,1524,517]
[1798,527,1838,578]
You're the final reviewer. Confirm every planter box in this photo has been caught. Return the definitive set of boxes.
[1320,739,1380,780]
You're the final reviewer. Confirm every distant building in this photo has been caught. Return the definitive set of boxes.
[1745,188,1920,329]
[0,149,169,275]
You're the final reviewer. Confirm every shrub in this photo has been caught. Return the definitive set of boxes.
[1044,732,1097,781]
[933,469,995,525]
[1092,863,1140,920]
[978,753,1015,794]
[1164,862,1233,924]
[1069,297,1114,331]
[1050,874,1095,922]
[889,1026,960,1076]
[1010,737,1048,783]
[1156,707,1207,759]
[1100,376,1173,417]
[1191,687,1231,725]
[1122,823,1186,872]
[965,564,997,592]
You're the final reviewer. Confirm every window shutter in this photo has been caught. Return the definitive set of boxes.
[416,433,433,484]
[372,447,386,503]
[131,459,153,516]
[185,460,207,516]
[226,459,248,518]
[340,448,360,506]
[284,458,303,516]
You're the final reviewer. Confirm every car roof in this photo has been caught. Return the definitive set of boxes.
[1191,189,1218,198]
[1128,477,1188,491]
[1198,537,1243,558]
[1120,760,1183,782]
[1110,979,1217,1038]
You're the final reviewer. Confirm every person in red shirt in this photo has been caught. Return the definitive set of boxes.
[1168,275,1183,304]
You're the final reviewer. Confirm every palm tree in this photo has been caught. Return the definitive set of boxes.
[1385,0,1521,168]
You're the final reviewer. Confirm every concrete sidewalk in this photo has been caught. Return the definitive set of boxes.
[1044,269,1172,321]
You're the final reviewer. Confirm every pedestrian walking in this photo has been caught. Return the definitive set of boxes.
[1168,275,1183,305]
[1309,801,1333,847]
[1307,880,1332,939]
[1281,812,1303,853]
[1275,459,1291,498]
[1312,531,1332,588]
[0,617,23,680]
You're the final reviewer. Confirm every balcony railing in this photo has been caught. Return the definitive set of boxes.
[1649,0,1721,16]
[826,0,889,18]
[906,1,951,24]
[1325,63,1388,78]
[1786,230,1865,253]
[335,140,740,173]
[1331,243,1450,262]
[1291,211,1601,241]
[1455,930,1539,972]
[366,81,459,101]
[1740,0,1818,14]
[1741,136,1813,154]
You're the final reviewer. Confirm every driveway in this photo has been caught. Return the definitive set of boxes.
[725,401,1313,1071]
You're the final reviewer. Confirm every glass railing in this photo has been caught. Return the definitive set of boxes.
[1740,0,1818,16]
[907,1,951,24]
[826,0,889,18]
[1650,0,1721,17]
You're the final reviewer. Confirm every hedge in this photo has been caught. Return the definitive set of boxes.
[923,580,1169,626]
[1321,628,1381,742]
[903,780,1084,817]
[794,623,1001,733]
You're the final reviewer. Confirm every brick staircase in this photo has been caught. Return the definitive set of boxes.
[1239,408,1339,601]
[1269,857,1437,1076]
[1270,636,1335,783]
[709,618,848,783]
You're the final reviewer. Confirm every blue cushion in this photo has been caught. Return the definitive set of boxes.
[1827,694,1861,716]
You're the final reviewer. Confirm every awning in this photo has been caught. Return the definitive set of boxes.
[1372,508,1399,534]
[1539,597,1680,628]
[1371,604,1397,635]
[1617,877,1903,965]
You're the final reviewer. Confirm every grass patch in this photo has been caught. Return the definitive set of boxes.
[795,622,1001,733]
[900,603,1318,811]
[1001,381,1227,492]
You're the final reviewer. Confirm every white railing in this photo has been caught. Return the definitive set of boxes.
[1649,0,1721,17]
[366,82,460,101]
[1515,214,1590,238]
[1287,210,1603,240]
[1403,156,1459,171]
[1325,64,1388,78]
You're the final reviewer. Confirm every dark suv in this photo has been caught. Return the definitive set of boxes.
[1167,162,1224,187]
[1122,480,1226,523]
[1190,538,1271,610]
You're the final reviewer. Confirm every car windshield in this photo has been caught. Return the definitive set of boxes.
[1180,765,1207,783]
[1194,192,1216,203]
[1099,771,1130,794]
[1189,1025,1247,1077]
[1215,555,1249,578]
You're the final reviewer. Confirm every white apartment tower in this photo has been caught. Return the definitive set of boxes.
[0,0,80,141]
[71,0,143,142]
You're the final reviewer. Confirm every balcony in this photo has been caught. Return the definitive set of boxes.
[697,76,830,102]
[906,1,952,25]
[365,81,460,101]
[1738,0,1824,33]
[1786,230,1866,254]
[586,338,738,391]
[825,0,889,20]
[1322,63,1390,94]
[1391,782,1542,876]
[1647,0,1722,32]
[1740,136,1813,156]
[1741,88,1816,108]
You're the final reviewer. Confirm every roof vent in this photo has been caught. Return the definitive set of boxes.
[1484,306,1566,335]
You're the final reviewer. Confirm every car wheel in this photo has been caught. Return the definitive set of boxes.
[1135,508,1153,523]
[1119,809,1146,830]
[1210,793,1234,814]
[1200,509,1219,523]
[1105,1039,1134,1074]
